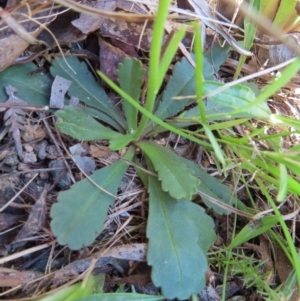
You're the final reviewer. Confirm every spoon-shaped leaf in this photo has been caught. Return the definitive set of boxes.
[51,147,134,250]
[147,174,216,299]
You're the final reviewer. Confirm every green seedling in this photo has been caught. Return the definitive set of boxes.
[2,0,300,299]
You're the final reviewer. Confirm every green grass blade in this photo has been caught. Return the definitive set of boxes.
[202,123,225,166]
[158,26,186,88]
[135,0,172,138]
[234,0,259,79]
[227,216,280,250]
[193,22,205,123]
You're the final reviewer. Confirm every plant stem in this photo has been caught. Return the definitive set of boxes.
[133,0,172,140]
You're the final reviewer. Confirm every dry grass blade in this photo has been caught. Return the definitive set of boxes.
[53,0,154,21]
[0,6,43,45]
[226,0,300,56]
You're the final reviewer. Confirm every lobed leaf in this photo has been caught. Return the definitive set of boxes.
[55,106,122,141]
[137,141,199,200]
[117,57,146,132]
[147,175,216,299]
[50,56,126,130]
[50,148,134,250]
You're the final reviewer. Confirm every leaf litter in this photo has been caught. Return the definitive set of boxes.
[0,0,299,300]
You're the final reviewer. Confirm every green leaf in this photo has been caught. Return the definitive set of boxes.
[109,133,134,151]
[180,81,270,121]
[153,43,231,106]
[203,44,231,80]
[55,106,122,141]
[38,284,81,301]
[153,57,196,121]
[133,157,149,190]
[50,148,134,250]
[117,57,146,132]
[203,81,270,119]
[76,105,124,133]
[194,22,205,123]
[236,58,300,118]
[78,294,165,301]
[147,175,216,300]
[185,159,237,215]
[97,70,212,148]
[227,216,280,249]
[0,63,52,107]
[137,141,199,200]
[50,56,126,130]
[38,275,103,301]
[158,27,186,88]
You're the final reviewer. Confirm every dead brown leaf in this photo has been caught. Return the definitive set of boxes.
[99,18,153,52]
[0,212,22,231]
[71,0,116,34]
[13,184,48,244]
[0,268,40,287]
[89,144,112,159]
[113,273,151,286]
[38,10,86,47]
[275,243,299,301]
[0,1,57,71]
[22,124,47,142]
[259,236,274,283]
[98,37,128,81]
[72,0,154,51]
